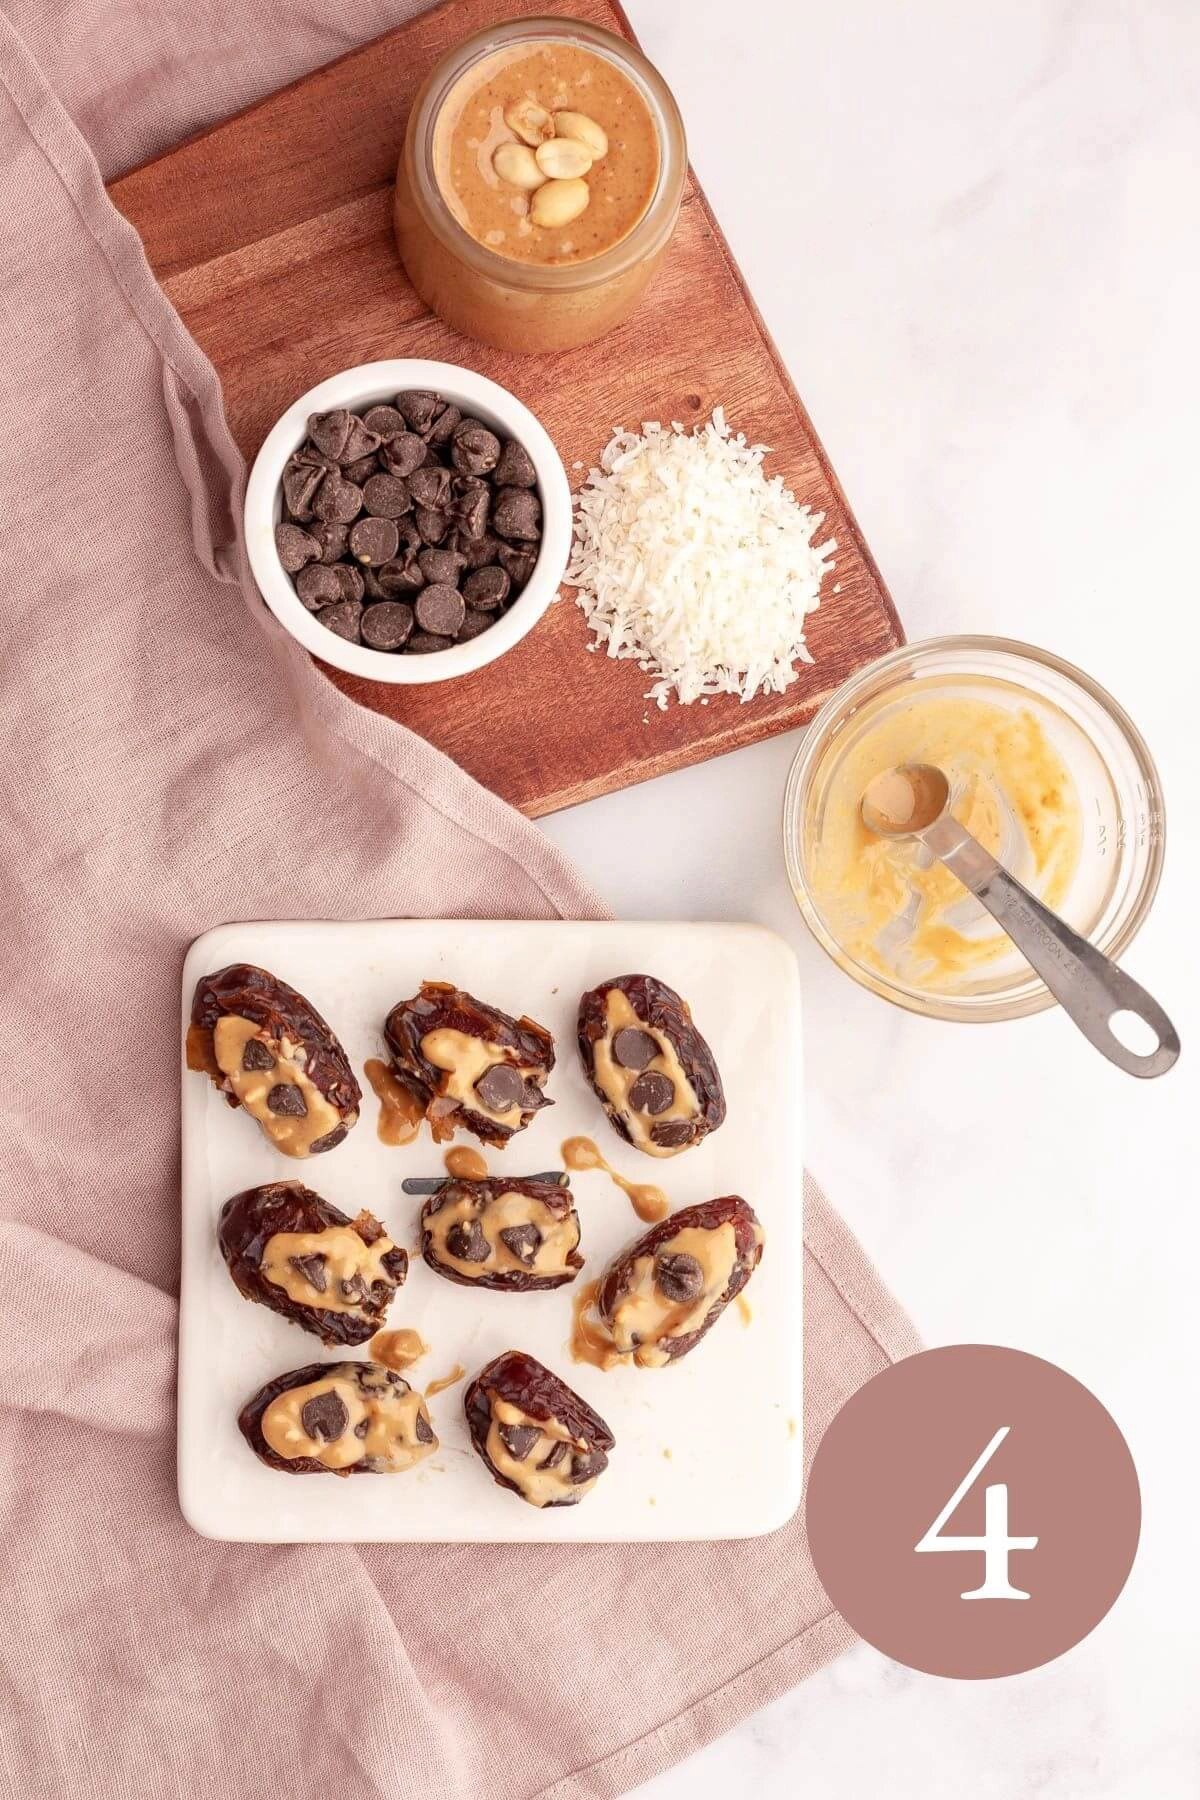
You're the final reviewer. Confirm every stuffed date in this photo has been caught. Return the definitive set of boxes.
[577,974,725,1158]
[420,1177,582,1291]
[384,980,554,1147]
[464,1350,614,1508]
[596,1195,763,1368]
[219,1181,408,1346]
[187,963,360,1157]
[238,1360,437,1475]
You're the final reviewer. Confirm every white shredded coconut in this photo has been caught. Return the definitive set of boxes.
[565,410,836,710]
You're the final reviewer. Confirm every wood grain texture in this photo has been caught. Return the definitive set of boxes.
[109,0,902,817]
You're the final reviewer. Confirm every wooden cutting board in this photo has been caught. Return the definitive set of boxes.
[109,0,902,817]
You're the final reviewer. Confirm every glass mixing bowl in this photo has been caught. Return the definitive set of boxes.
[783,637,1166,1021]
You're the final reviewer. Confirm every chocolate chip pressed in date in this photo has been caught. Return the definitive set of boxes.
[415,1411,435,1444]
[498,1223,541,1266]
[267,1083,308,1117]
[538,1439,569,1470]
[300,1389,348,1441]
[499,1421,540,1461]
[612,1027,658,1070]
[650,1118,694,1149]
[628,1071,674,1115]
[474,1062,527,1111]
[241,1038,276,1072]
[289,1252,328,1293]
[446,1218,490,1263]
[654,1250,704,1301]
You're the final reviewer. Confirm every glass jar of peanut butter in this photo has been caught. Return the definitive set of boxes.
[393,17,686,354]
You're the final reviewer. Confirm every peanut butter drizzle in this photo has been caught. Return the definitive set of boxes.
[569,1279,623,1372]
[444,1145,489,1181]
[561,1135,669,1223]
[735,1295,753,1327]
[424,1363,466,1398]
[363,1057,423,1147]
[369,1327,430,1372]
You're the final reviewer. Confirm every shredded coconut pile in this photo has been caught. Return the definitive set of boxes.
[565,410,836,710]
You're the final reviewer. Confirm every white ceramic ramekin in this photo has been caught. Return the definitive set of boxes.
[243,359,571,684]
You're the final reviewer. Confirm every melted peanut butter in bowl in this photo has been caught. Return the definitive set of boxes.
[434,42,659,266]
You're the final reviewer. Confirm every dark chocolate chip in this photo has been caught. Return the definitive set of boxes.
[538,1439,569,1470]
[361,601,414,651]
[612,1027,658,1071]
[316,599,363,641]
[335,564,366,603]
[293,441,336,469]
[295,562,344,610]
[340,416,381,464]
[409,466,453,511]
[499,1421,540,1461]
[451,475,490,541]
[462,566,510,609]
[354,1419,369,1438]
[364,405,406,441]
[457,609,494,641]
[308,1124,349,1154]
[376,555,424,594]
[275,521,320,573]
[415,583,465,638]
[406,631,453,654]
[289,1252,328,1293]
[343,452,380,486]
[492,487,541,541]
[426,401,461,447]
[498,1223,541,1267]
[474,1062,527,1111]
[415,1411,435,1444]
[267,1083,308,1117]
[396,390,440,432]
[281,460,325,519]
[241,1038,275,1072]
[445,1218,490,1263]
[349,515,400,566]
[312,475,364,524]
[418,547,465,586]
[462,531,504,570]
[628,1071,675,1115]
[363,473,413,519]
[307,409,353,460]
[414,507,449,546]
[339,1274,367,1301]
[650,1119,694,1148]
[300,1389,348,1441]
[570,1450,605,1484]
[498,544,537,587]
[310,520,349,564]
[493,439,538,487]
[654,1250,704,1301]
[382,432,427,477]
[450,420,501,475]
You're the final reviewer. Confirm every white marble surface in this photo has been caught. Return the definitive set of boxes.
[541,2,1200,1794]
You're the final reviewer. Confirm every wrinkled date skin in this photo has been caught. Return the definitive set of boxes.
[238,1361,432,1477]
[577,973,726,1156]
[464,1351,615,1508]
[384,980,554,1147]
[421,1178,582,1292]
[598,1195,763,1364]
[219,1182,408,1346]
[188,963,361,1154]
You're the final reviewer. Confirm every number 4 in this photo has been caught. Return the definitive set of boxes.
[914,1427,1038,1600]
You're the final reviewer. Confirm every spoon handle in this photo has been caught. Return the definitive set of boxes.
[924,816,1180,1078]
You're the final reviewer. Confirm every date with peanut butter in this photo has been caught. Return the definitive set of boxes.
[219,1182,408,1346]
[239,1360,437,1476]
[464,1350,614,1508]
[421,1177,582,1291]
[384,981,554,1147]
[187,963,360,1158]
[577,974,725,1158]
[597,1196,763,1367]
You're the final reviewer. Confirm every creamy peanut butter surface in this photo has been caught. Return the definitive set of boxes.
[435,42,658,266]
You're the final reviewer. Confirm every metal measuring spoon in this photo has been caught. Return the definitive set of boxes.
[860,763,1179,1078]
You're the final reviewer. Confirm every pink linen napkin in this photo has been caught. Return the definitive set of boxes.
[0,6,920,1797]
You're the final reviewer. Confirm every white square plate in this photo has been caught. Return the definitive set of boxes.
[179,920,803,1542]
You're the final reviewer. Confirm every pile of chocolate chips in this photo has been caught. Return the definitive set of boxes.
[274,390,543,655]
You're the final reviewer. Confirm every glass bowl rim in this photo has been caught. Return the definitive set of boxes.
[782,633,1167,1022]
